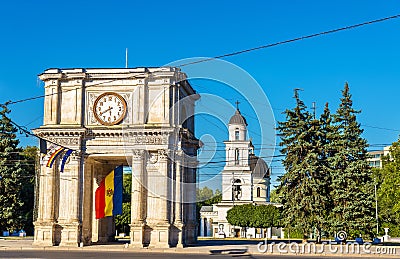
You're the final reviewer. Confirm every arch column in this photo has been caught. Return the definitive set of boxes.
[174,153,185,247]
[184,157,198,244]
[58,152,83,246]
[33,165,57,246]
[130,149,146,247]
[148,149,171,248]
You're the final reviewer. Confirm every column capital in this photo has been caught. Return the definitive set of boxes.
[70,151,83,162]
[174,150,184,162]
[157,149,169,161]
[132,149,145,160]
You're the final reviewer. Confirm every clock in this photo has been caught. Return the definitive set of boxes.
[93,92,127,126]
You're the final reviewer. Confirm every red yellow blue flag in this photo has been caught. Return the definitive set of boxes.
[46,147,65,168]
[95,165,123,219]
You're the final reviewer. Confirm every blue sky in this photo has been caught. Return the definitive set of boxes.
[0,1,399,189]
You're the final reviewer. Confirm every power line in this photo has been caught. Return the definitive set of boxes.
[361,124,400,132]
[5,77,137,106]
[5,115,82,154]
[178,14,400,67]
[2,13,399,107]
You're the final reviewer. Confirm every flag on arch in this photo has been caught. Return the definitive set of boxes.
[40,144,59,166]
[95,165,123,219]
[59,149,73,173]
[46,147,65,168]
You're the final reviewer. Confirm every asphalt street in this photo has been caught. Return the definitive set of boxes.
[0,251,398,259]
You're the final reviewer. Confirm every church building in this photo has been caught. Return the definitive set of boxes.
[200,107,271,238]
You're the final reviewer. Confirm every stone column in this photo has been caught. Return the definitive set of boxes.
[185,158,198,244]
[91,163,108,243]
[81,158,93,245]
[199,217,204,237]
[59,151,82,247]
[130,149,146,247]
[33,165,56,246]
[149,149,171,248]
[174,154,184,247]
[207,219,212,237]
[267,227,272,238]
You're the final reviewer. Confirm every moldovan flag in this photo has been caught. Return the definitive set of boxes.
[95,166,123,219]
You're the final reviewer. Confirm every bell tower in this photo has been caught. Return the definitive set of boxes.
[221,103,253,202]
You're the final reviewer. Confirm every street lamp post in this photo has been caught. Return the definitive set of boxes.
[232,172,235,206]
[374,183,379,235]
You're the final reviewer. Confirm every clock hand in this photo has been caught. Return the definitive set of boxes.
[99,107,113,115]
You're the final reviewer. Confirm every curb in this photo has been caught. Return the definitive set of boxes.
[1,241,399,257]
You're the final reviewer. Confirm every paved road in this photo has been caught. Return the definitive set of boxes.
[0,251,396,259]
[1,238,399,258]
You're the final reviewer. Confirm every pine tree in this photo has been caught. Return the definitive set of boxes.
[305,103,335,240]
[19,146,36,235]
[0,103,30,232]
[329,83,375,238]
[277,89,330,238]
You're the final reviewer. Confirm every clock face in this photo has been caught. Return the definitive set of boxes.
[93,92,127,126]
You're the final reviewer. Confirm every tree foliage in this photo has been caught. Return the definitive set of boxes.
[269,188,280,203]
[376,138,400,236]
[277,83,375,239]
[0,104,35,233]
[329,83,375,237]
[226,204,255,227]
[196,187,222,229]
[115,173,131,234]
[197,186,218,202]
[276,90,331,237]
[252,205,282,228]
[226,204,281,228]
[19,146,36,235]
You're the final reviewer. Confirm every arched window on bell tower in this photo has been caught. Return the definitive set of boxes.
[256,187,261,198]
[232,179,242,201]
[235,128,240,140]
[235,148,240,165]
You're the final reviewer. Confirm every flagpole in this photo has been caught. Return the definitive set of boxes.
[125,48,128,68]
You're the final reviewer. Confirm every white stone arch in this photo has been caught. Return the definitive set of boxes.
[33,67,200,248]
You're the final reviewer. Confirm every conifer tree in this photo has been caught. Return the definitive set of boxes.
[0,103,30,232]
[277,90,330,238]
[306,103,335,240]
[329,83,375,237]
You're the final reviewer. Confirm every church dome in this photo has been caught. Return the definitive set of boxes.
[229,109,248,126]
[250,155,269,180]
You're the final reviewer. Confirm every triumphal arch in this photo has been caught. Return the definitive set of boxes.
[32,67,199,248]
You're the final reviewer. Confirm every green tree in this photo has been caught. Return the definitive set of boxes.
[376,138,400,236]
[196,186,214,202]
[277,89,330,239]
[115,173,131,234]
[311,103,335,240]
[252,205,282,229]
[329,83,375,237]
[19,146,36,235]
[202,189,222,206]
[226,204,281,238]
[269,188,280,203]
[226,204,256,228]
[0,103,32,233]
[196,187,222,231]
